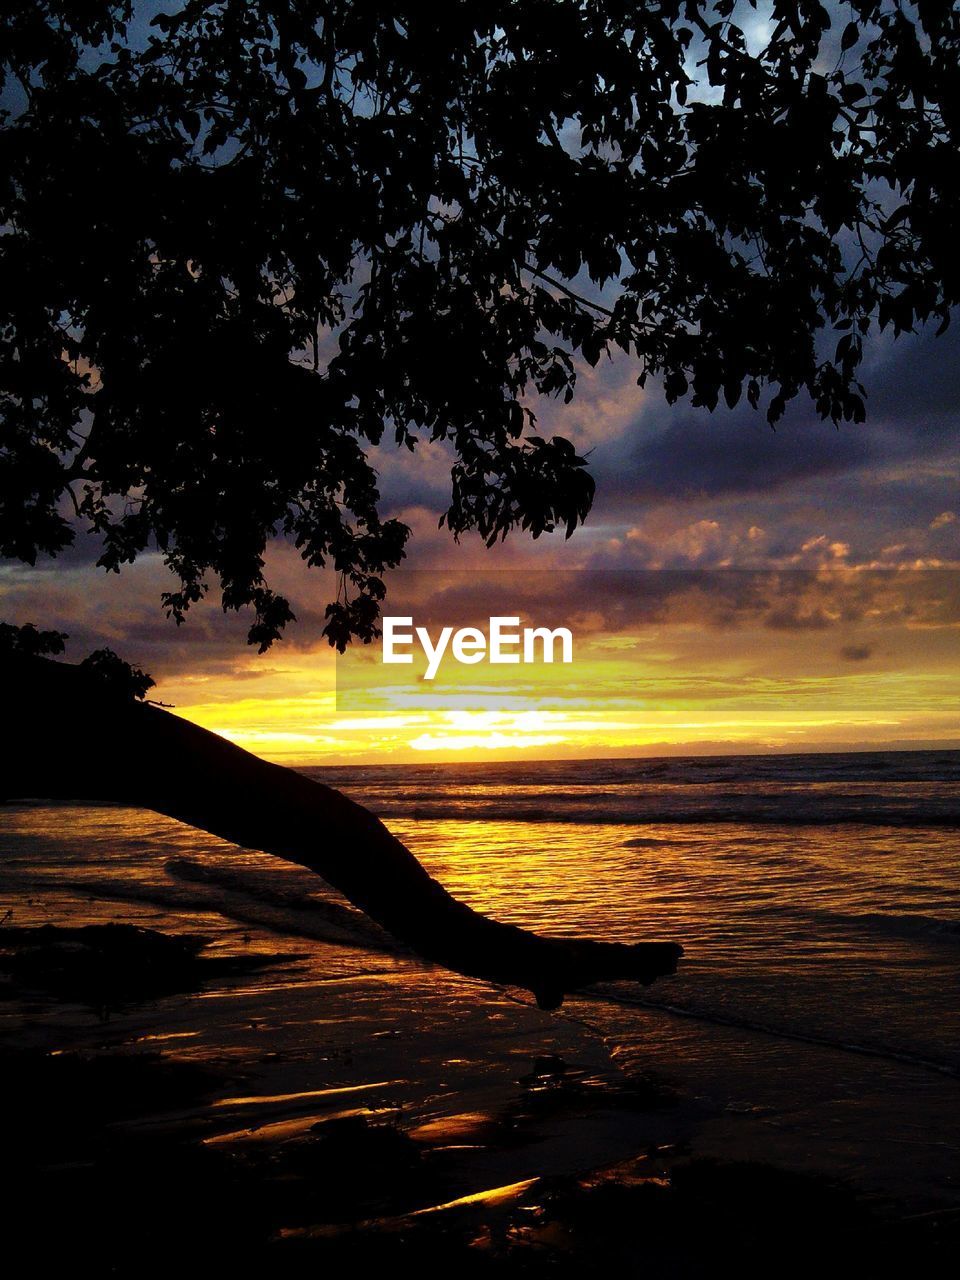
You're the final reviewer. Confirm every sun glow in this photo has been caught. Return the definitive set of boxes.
[161,603,960,764]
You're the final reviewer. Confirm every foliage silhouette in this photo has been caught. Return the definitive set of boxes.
[0,624,153,697]
[2,1,958,647]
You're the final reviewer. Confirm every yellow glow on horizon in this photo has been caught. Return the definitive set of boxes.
[145,582,960,764]
[158,633,958,764]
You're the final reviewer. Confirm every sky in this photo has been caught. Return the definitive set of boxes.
[2,0,957,764]
[4,316,958,764]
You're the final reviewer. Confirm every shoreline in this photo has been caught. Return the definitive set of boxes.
[2,793,959,1269]
[2,914,958,1271]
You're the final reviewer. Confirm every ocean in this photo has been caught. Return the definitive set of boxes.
[312,751,960,1068]
[2,748,958,1203]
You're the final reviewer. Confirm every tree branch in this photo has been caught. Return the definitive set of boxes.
[2,655,682,1010]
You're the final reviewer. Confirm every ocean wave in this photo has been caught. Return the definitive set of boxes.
[581,989,960,1079]
[39,863,404,954]
[163,859,401,951]
[305,749,960,792]
[373,801,960,827]
[807,908,960,944]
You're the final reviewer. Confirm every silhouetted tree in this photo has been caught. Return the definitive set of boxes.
[2,1,957,647]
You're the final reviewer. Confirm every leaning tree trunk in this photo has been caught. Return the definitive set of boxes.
[2,655,681,1009]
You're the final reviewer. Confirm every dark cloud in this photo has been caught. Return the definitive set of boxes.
[358,568,960,640]
[764,605,833,631]
[597,407,874,502]
[587,325,960,509]
[863,324,960,433]
[840,644,873,661]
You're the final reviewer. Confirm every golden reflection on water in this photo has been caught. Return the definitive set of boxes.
[2,799,958,1068]
[213,1082,404,1108]
[388,813,960,1070]
[391,813,953,952]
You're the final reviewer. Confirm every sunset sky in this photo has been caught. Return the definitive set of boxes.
[4,322,958,763]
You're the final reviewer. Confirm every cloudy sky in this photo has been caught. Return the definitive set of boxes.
[3,312,958,762]
[3,0,957,761]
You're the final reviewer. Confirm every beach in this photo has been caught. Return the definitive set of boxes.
[2,751,959,1271]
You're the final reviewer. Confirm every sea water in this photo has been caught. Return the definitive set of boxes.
[2,749,958,1201]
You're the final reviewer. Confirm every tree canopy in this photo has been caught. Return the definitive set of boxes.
[2,1,958,649]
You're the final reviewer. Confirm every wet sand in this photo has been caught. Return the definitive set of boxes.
[2,911,957,1274]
